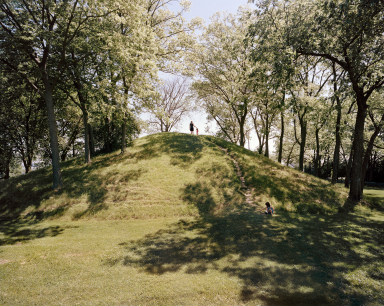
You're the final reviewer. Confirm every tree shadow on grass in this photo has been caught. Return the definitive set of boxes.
[107,205,384,305]
[207,136,345,213]
[0,133,207,223]
[0,152,145,230]
[129,133,206,168]
[362,194,384,211]
[59,165,146,219]
[0,218,74,246]
[0,168,53,220]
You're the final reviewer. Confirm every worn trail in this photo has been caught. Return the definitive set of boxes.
[217,146,256,207]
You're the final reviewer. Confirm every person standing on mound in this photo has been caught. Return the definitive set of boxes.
[196,128,199,135]
[190,121,196,135]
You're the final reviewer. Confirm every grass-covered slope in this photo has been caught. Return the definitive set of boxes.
[208,136,349,214]
[1,133,384,305]
[0,133,348,221]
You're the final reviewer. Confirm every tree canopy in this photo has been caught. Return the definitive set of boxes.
[2,0,384,207]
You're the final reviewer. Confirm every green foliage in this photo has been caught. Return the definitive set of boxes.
[92,113,141,154]
[190,8,254,146]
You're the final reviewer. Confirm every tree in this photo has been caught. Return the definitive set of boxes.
[330,63,347,184]
[249,0,384,204]
[109,0,200,152]
[361,91,384,189]
[147,77,192,132]
[0,0,116,188]
[288,57,331,171]
[191,9,254,147]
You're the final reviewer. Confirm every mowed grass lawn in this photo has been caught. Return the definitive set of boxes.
[1,133,384,305]
[1,210,384,305]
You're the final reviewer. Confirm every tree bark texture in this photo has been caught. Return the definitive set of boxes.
[348,101,367,202]
[89,124,95,156]
[239,111,247,147]
[264,114,269,158]
[42,73,63,189]
[332,97,342,184]
[345,143,354,189]
[121,118,126,154]
[331,63,342,184]
[278,110,284,164]
[299,119,307,171]
[314,128,320,177]
[82,108,91,164]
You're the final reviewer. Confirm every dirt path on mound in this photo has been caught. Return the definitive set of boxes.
[216,146,257,208]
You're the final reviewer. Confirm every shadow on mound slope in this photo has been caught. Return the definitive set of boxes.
[129,132,208,168]
[0,133,222,224]
[206,136,348,214]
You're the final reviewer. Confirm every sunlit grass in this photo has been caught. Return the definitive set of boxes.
[1,133,351,220]
[206,136,349,214]
[0,133,243,221]
[1,133,383,305]
[363,187,384,211]
[1,211,383,305]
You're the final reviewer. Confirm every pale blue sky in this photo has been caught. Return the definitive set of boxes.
[183,0,251,22]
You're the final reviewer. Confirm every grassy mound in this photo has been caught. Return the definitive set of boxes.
[1,133,384,305]
[0,133,348,221]
[207,136,349,214]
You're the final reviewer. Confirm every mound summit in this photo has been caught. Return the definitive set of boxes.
[0,133,348,221]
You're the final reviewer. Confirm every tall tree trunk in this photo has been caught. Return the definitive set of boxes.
[331,64,342,184]
[20,148,33,173]
[332,97,342,184]
[121,117,126,154]
[82,107,91,164]
[4,150,11,179]
[286,143,295,167]
[361,124,383,191]
[239,113,247,147]
[265,114,269,158]
[42,72,63,189]
[26,156,32,173]
[234,99,248,147]
[314,128,320,177]
[345,142,354,188]
[105,117,111,152]
[73,78,91,164]
[89,124,95,156]
[299,119,307,171]
[23,116,32,173]
[5,158,10,179]
[369,152,376,182]
[348,100,368,203]
[61,151,68,162]
[278,110,284,164]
